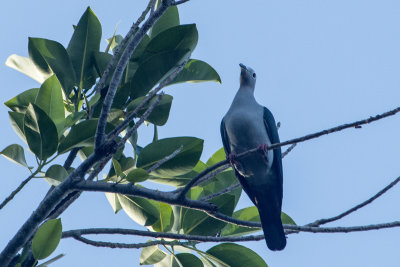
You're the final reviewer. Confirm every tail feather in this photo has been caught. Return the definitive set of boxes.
[258,200,286,251]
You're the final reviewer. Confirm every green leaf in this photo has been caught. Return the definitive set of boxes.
[67,6,101,89]
[155,254,182,267]
[206,147,226,167]
[206,243,268,267]
[106,34,123,52]
[105,192,122,214]
[32,219,62,260]
[107,155,135,179]
[78,146,94,161]
[24,104,58,160]
[45,164,68,186]
[35,75,65,136]
[5,88,39,113]
[126,168,149,183]
[126,94,173,126]
[150,1,179,39]
[93,51,112,80]
[5,54,52,84]
[176,253,204,267]
[0,144,28,168]
[281,212,296,225]
[137,137,203,177]
[29,38,76,95]
[112,158,122,177]
[126,49,191,100]
[149,202,174,233]
[140,244,167,265]
[117,194,159,226]
[8,111,26,142]
[168,59,222,86]
[64,111,86,129]
[58,119,113,153]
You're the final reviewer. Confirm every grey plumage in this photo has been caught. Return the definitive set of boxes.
[220,63,286,251]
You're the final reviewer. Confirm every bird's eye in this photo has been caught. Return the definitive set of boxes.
[253,73,256,78]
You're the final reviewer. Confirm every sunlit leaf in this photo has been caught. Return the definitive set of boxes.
[140,244,167,265]
[5,88,39,113]
[117,194,159,226]
[5,54,52,84]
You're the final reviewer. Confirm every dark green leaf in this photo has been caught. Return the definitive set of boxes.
[45,164,68,186]
[67,7,101,89]
[140,244,167,265]
[150,1,179,39]
[117,194,159,226]
[5,88,39,113]
[176,253,204,267]
[93,51,112,80]
[24,104,58,160]
[126,94,173,126]
[0,144,28,168]
[130,34,150,61]
[126,168,149,183]
[206,147,225,167]
[107,155,135,179]
[206,243,268,267]
[5,54,52,83]
[105,192,122,214]
[29,38,76,95]
[32,219,62,260]
[35,75,65,135]
[58,119,113,153]
[8,111,26,142]
[64,111,86,129]
[168,59,221,86]
[137,137,203,177]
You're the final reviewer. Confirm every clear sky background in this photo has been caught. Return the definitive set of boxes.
[2,1,400,266]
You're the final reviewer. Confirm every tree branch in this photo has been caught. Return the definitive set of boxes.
[147,145,183,173]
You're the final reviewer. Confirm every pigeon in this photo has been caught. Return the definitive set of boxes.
[220,63,286,251]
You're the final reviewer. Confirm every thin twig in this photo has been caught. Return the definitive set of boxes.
[282,143,296,158]
[147,145,184,173]
[0,172,37,210]
[200,183,241,202]
[307,175,400,227]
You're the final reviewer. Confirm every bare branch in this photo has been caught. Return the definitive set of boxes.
[307,175,400,227]
[0,172,37,210]
[281,143,296,158]
[200,183,241,202]
[147,145,184,173]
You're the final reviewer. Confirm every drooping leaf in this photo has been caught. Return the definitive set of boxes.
[126,94,173,126]
[35,75,65,135]
[0,144,29,168]
[8,112,26,142]
[140,244,167,265]
[5,54,52,84]
[5,88,39,113]
[29,38,76,95]
[167,59,222,86]
[175,253,204,267]
[206,243,268,267]
[58,119,113,153]
[32,219,62,260]
[45,164,68,186]
[24,104,58,160]
[137,137,203,177]
[105,192,122,214]
[117,194,159,226]
[150,1,180,39]
[67,6,101,89]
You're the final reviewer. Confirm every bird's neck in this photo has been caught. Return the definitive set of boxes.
[231,86,256,107]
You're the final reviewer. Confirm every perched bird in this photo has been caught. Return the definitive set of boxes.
[220,63,286,251]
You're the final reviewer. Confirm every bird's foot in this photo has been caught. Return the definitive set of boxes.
[227,153,238,166]
[257,143,269,155]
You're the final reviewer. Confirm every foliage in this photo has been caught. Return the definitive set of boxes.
[2,2,293,267]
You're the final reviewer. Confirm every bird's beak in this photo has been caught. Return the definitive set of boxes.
[239,63,247,70]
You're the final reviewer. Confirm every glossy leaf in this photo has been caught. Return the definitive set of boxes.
[8,112,26,142]
[140,244,167,265]
[32,219,62,260]
[0,144,28,168]
[149,202,174,232]
[137,137,203,177]
[29,38,76,95]
[126,94,173,126]
[105,192,122,214]
[64,111,86,130]
[168,59,222,86]
[24,104,58,160]
[67,7,101,89]
[35,75,65,135]
[150,0,179,39]
[58,119,113,153]
[126,168,149,183]
[127,49,190,99]
[5,88,39,113]
[206,243,268,267]
[5,54,52,84]
[117,194,159,226]
[45,164,68,186]
[206,147,226,167]
[176,253,204,267]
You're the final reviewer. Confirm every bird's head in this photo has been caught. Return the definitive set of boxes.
[239,63,256,88]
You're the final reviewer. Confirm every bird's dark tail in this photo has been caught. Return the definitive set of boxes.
[258,200,286,251]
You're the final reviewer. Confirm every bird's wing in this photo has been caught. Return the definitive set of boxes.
[220,118,231,156]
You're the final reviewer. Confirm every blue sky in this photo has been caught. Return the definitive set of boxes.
[2,0,400,266]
